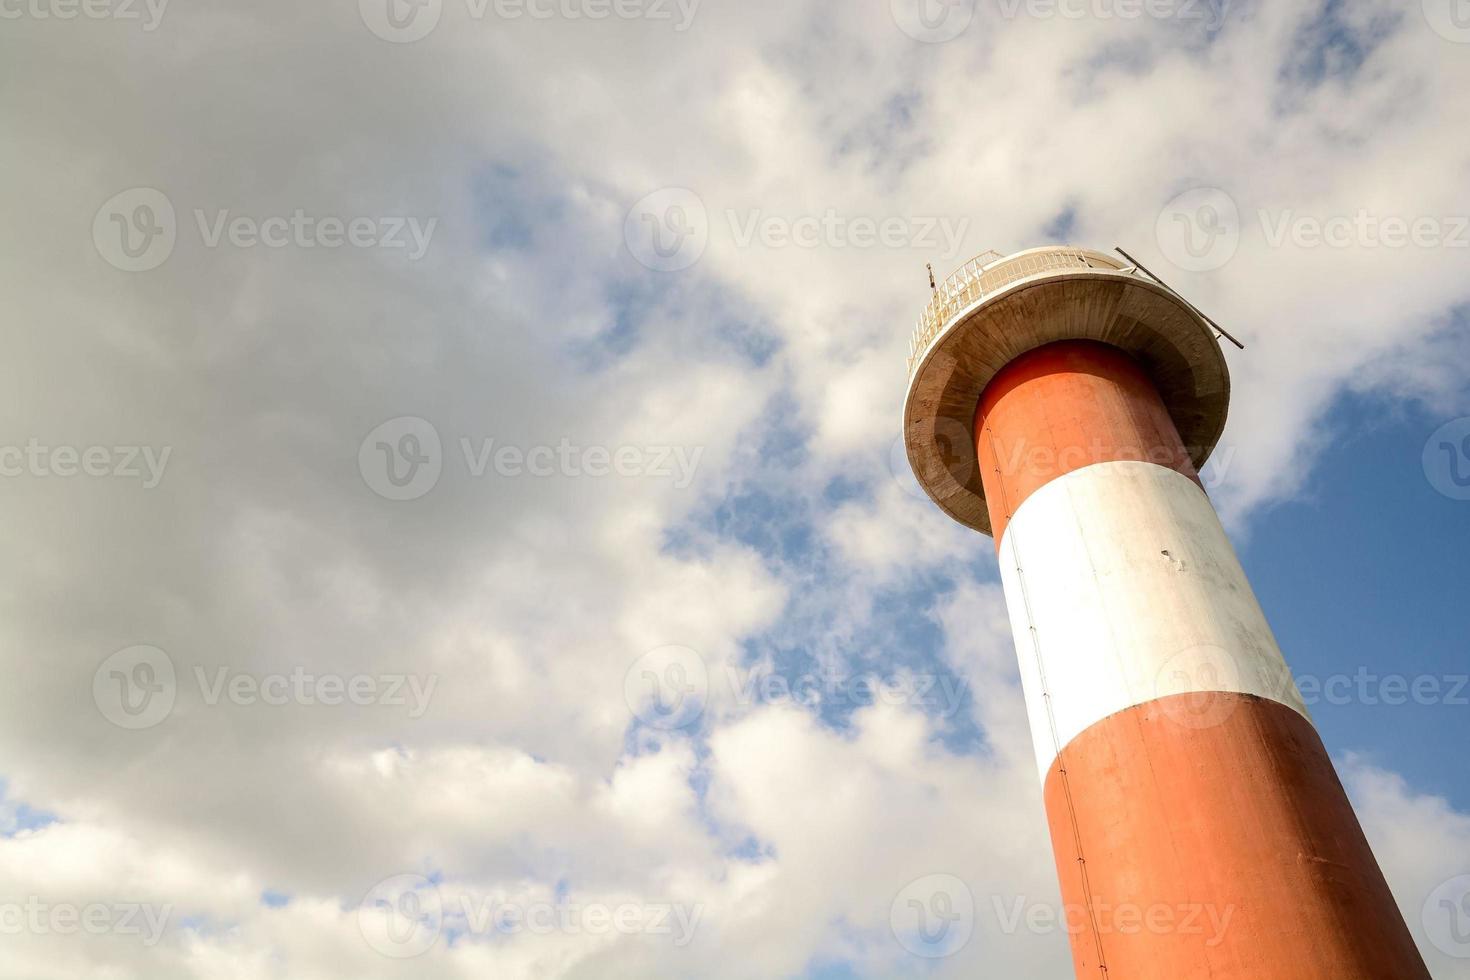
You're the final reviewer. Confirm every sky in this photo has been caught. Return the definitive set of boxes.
[2,0,1470,977]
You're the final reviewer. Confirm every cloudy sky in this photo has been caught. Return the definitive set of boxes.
[3,0,1470,976]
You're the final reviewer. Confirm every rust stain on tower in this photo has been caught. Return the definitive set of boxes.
[902,246,1429,978]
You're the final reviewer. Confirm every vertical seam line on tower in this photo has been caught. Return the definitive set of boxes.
[985,424,1109,979]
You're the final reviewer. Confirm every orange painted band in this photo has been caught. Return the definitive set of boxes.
[1043,693,1430,979]
[974,340,1202,546]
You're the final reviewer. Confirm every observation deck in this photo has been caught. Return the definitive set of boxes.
[903,246,1231,535]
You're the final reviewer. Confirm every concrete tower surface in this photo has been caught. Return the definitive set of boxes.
[903,247,1429,978]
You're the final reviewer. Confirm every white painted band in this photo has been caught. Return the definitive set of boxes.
[997,460,1310,782]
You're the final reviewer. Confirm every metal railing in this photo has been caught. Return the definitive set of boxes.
[907,247,1125,376]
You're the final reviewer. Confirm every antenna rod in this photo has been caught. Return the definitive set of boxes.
[926,263,936,291]
[1113,246,1246,351]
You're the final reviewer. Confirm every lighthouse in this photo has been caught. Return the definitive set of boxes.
[903,246,1429,978]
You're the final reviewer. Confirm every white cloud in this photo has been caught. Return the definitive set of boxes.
[1346,756,1470,978]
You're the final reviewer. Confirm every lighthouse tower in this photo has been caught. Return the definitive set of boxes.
[903,247,1428,978]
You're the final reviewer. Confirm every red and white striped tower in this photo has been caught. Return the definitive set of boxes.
[903,247,1429,978]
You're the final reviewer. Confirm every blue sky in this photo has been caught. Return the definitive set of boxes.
[1243,385,1470,810]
